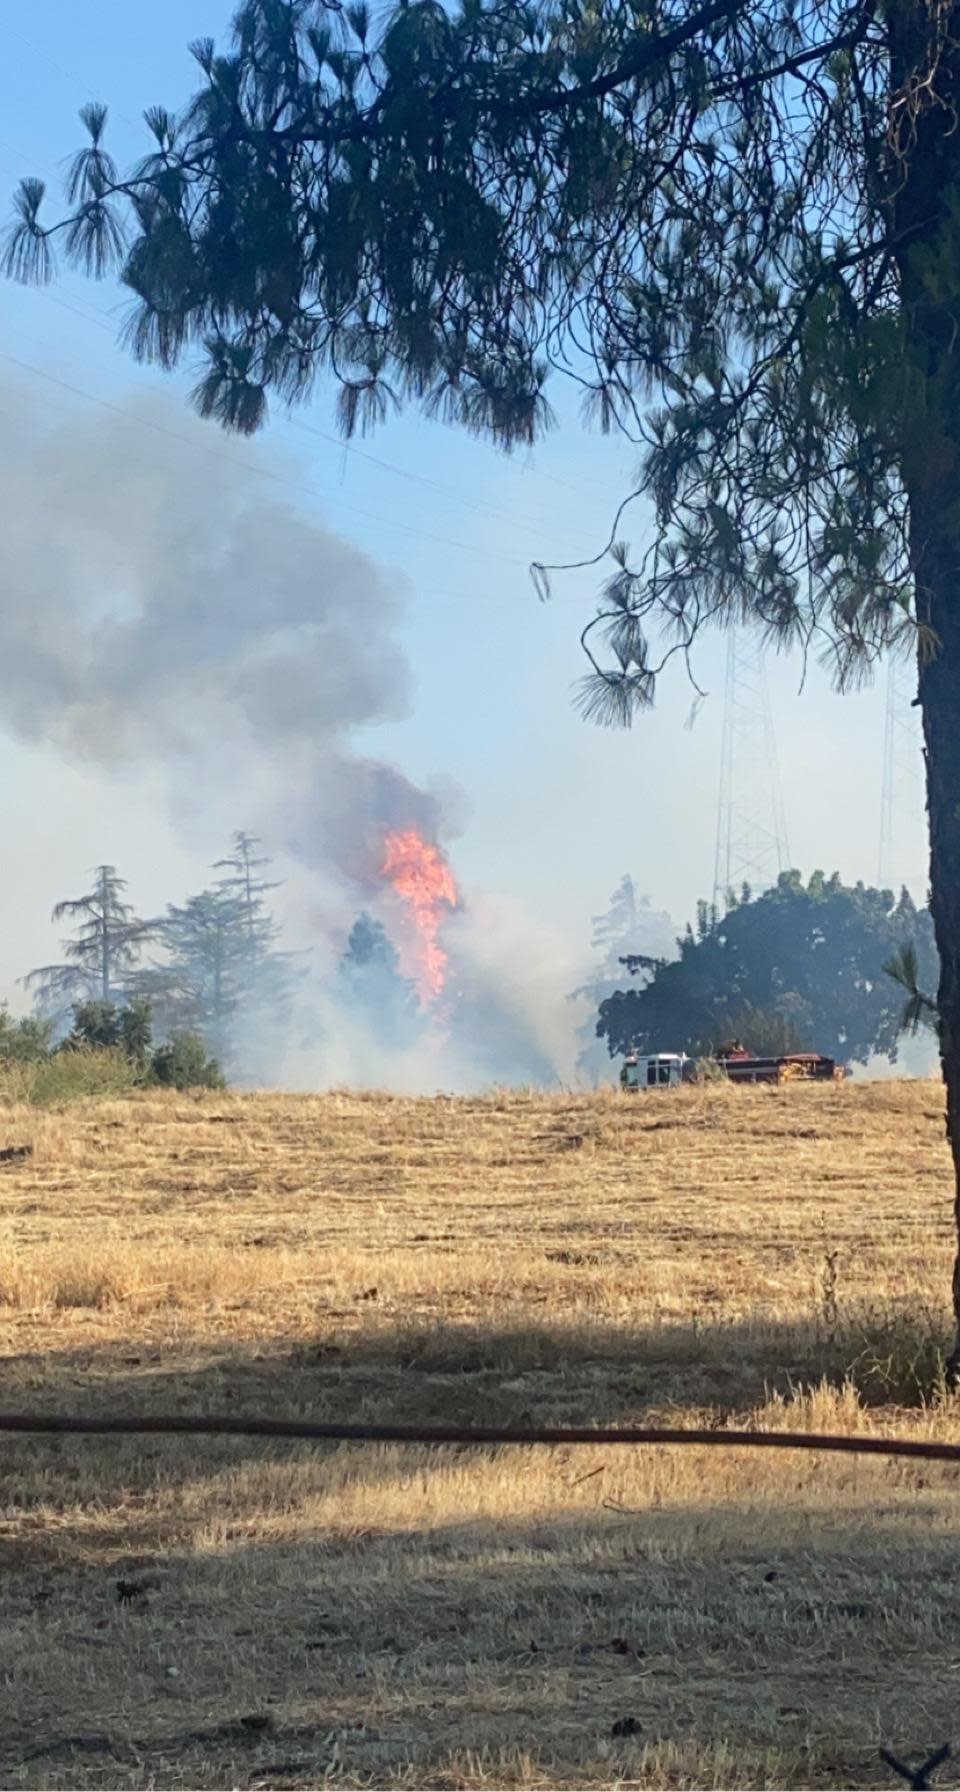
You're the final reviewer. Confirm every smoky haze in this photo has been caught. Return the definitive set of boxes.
[0,380,580,1088]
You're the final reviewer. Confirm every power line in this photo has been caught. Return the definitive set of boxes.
[0,111,610,538]
[6,24,144,131]
[1,40,637,531]
[28,284,595,546]
[1,277,604,562]
[286,413,571,544]
[0,347,532,570]
[0,114,624,542]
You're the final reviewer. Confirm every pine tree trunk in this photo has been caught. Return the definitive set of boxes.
[213,935,224,1063]
[917,592,960,1371]
[890,3,960,1368]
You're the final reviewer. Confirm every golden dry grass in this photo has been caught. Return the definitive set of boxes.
[0,1077,958,1788]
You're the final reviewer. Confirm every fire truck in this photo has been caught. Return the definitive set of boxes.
[620,1044,844,1090]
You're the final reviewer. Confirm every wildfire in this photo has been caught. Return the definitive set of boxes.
[382,828,458,1003]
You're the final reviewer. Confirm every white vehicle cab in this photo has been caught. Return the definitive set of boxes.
[621,1052,691,1091]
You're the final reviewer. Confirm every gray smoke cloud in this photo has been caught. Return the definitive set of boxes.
[0,382,443,874]
[0,379,582,1088]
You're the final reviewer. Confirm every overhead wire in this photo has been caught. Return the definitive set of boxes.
[0,32,637,603]
[0,346,533,570]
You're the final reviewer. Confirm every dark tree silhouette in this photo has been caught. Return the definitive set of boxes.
[599,873,938,1067]
[886,940,940,1036]
[27,866,152,1014]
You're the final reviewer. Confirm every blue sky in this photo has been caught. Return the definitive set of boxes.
[0,2,929,1010]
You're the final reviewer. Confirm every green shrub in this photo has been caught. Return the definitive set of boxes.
[67,998,153,1068]
[0,1047,141,1106]
[0,1009,54,1063]
[151,1032,225,1092]
[0,1001,227,1103]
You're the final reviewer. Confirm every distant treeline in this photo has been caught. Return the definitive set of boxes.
[580,872,938,1071]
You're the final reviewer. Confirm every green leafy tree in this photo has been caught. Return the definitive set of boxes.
[65,1000,223,1089]
[67,1000,124,1052]
[27,867,153,1014]
[17,3,960,1346]
[67,998,154,1070]
[151,1031,225,1091]
[599,873,938,1066]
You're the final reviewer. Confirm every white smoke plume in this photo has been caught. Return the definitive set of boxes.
[0,380,581,1088]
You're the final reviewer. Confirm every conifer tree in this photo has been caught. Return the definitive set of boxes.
[27,866,152,1013]
[143,836,297,1065]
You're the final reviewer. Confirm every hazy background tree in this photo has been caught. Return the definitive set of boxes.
[591,876,675,974]
[139,889,248,1059]
[140,837,298,1072]
[599,873,938,1068]
[572,874,675,1078]
[215,833,278,961]
[339,911,422,1049]
[213,832,298,1047]
[26,866,153,1018]
[15,0,960,1346]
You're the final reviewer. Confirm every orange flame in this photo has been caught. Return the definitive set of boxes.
[382,829,458,1002]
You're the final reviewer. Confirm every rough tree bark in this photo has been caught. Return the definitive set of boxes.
[917,543,960,1372]
[891,2,960,1368]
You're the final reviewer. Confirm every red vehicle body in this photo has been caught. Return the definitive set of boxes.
[715,1048,844,1085]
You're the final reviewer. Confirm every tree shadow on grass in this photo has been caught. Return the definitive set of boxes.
[0,1299,952,1585]
[1,1488,959,1790]
[1,1311,959,1784]
[1,1296,951,1435]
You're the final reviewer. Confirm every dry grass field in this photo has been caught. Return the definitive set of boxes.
[0,1076,958,1789]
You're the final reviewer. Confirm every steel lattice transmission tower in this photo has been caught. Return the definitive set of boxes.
[878,654,925,891]
[712,631,791,913]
